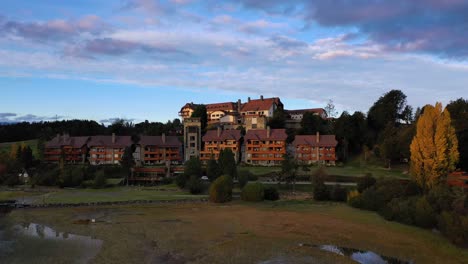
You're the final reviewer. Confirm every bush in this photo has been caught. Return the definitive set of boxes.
[238,169,253,188]
[313,182,329,201]
[347,190,360,202]
[93,170,107,188]
[209,175,233,203]
[241,182,265,202]
[187,175,204,194]
[330,184,347,202]
[427,185,455,213]
[160,177,173,185]
[175,174,188,189]
[381,197,416,225]
[357,173,376,193]
[437,211,468,245]
[4,174,20,187]
[264,186,280,201]
[413,197,437,228]
[61,167,85,188]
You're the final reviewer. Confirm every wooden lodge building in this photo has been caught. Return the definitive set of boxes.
[44,134,89,164]
[137,135,182,165]
[87,135,133,165]
[244,127,288,166]
[293,132,338,165]
[200,128,242,163]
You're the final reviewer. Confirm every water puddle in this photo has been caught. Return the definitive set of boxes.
[1,222,103,264]
[300,243,413,264]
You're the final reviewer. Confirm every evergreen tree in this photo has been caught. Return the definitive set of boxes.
[206,157,221,181]
[218,149,237,178]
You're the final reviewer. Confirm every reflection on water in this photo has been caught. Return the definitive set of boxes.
[0,222,103,264]
[300,244,413,264]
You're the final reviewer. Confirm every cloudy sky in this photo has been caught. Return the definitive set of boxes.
[1,0,468,123]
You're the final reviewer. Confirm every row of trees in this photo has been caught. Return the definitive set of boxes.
[0,119,183,143]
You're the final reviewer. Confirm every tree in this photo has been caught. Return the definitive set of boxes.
[367,90,408,144]
[280,152,298,192]
[206,157,221,181]
[324,99,338,119]
[20,146,33,169]
[121,146,135,186]
[36,138,45,161]
[184,157,202,178]
[410,102,459,192]
[446,98,468,171]
[268,109,287,129]
[191,105,208,132]
[218,148,237,178]
[301,112,326,135]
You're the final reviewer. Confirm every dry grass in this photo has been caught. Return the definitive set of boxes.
[6,202,468,264]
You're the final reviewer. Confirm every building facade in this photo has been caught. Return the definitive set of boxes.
[138,135,182,165]
[184,117,202,161]
[200,128,242,163]
[244,127,287,166]
[293,133,338,165]
[44,134,89,164]
[87,134,132,165]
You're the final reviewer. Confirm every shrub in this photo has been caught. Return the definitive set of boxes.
[413,196,437,228]
[248,173,258,181]
[427,185,455,213]
[187,175,204,194]
[357,173,376,193]
[311,166,328,184]
[241,182,265,202]
[160,177,173,185]
[237,169,253,188]
[347,190,360,202]
[175,174,188,189]
[61,167,85,187]
[93,170,107,188]
[330,184,347,202]
[437,211,468,245]
[313,182,329,201]
[382,197,416,225]
[209,175,233,203]
[264,186,280,201]
[4,174,20,187]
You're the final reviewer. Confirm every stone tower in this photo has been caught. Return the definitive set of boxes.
[183,117,202,161]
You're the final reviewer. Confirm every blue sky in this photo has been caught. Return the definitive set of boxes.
[1,0,468,124]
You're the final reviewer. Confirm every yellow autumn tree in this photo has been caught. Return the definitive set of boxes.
[410,102,459,191]
[9,143,18,159]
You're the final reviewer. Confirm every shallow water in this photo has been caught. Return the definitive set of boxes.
[0,221,102,264]
[300,243,413,264]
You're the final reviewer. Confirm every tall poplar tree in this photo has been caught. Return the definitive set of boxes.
[410,102,459,191]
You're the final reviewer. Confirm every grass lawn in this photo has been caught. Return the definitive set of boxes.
[238,166,281,176]
[0,139,39,157]
[4,201,467,263]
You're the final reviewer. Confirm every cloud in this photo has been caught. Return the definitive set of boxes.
[0,114,66,123]
[0,15,109,43]
[269,35,308,50]
[235,0,468,59]
[99,118,136,124]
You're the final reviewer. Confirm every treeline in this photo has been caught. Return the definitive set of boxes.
[0,118,183,143]
[269,90,467,170]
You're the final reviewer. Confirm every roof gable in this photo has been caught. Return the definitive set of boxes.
[293,135,337,147]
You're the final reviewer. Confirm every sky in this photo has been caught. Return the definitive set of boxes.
[1,0,468,124]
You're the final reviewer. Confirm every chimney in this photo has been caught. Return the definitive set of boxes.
[162,133,166,144]
[316,131,320,143]
[260,95,264,101]
[112,133,116,144]
[248,97,251,102]
[217,126,221,137]
[237,99,241,111]
[267,126,271,138]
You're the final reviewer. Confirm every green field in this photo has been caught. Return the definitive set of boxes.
[0,185,207,204]
[0,139,39,157]
[3,201,466,263]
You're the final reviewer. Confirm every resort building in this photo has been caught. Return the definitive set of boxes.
[87,134,132,165]
[206,101,240,125]
[285,108,327,129]
[178,102,199,121]
[44,134,89,164]
[200,128,242,163]
[293,132,338,165]
[244,127,288,166]
[240,96,283,118]
[138,135,182,165]
[184,117,202,161]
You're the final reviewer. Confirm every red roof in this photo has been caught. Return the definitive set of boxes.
[245,129,287,141]
[87,135,132,148]
[293,135,337,147]
[241,97,282,112]
[203,129,242,141]
[206,102,236,112]
[179,102,199,112]
[46,135,89,148]
[139,136,182,147]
